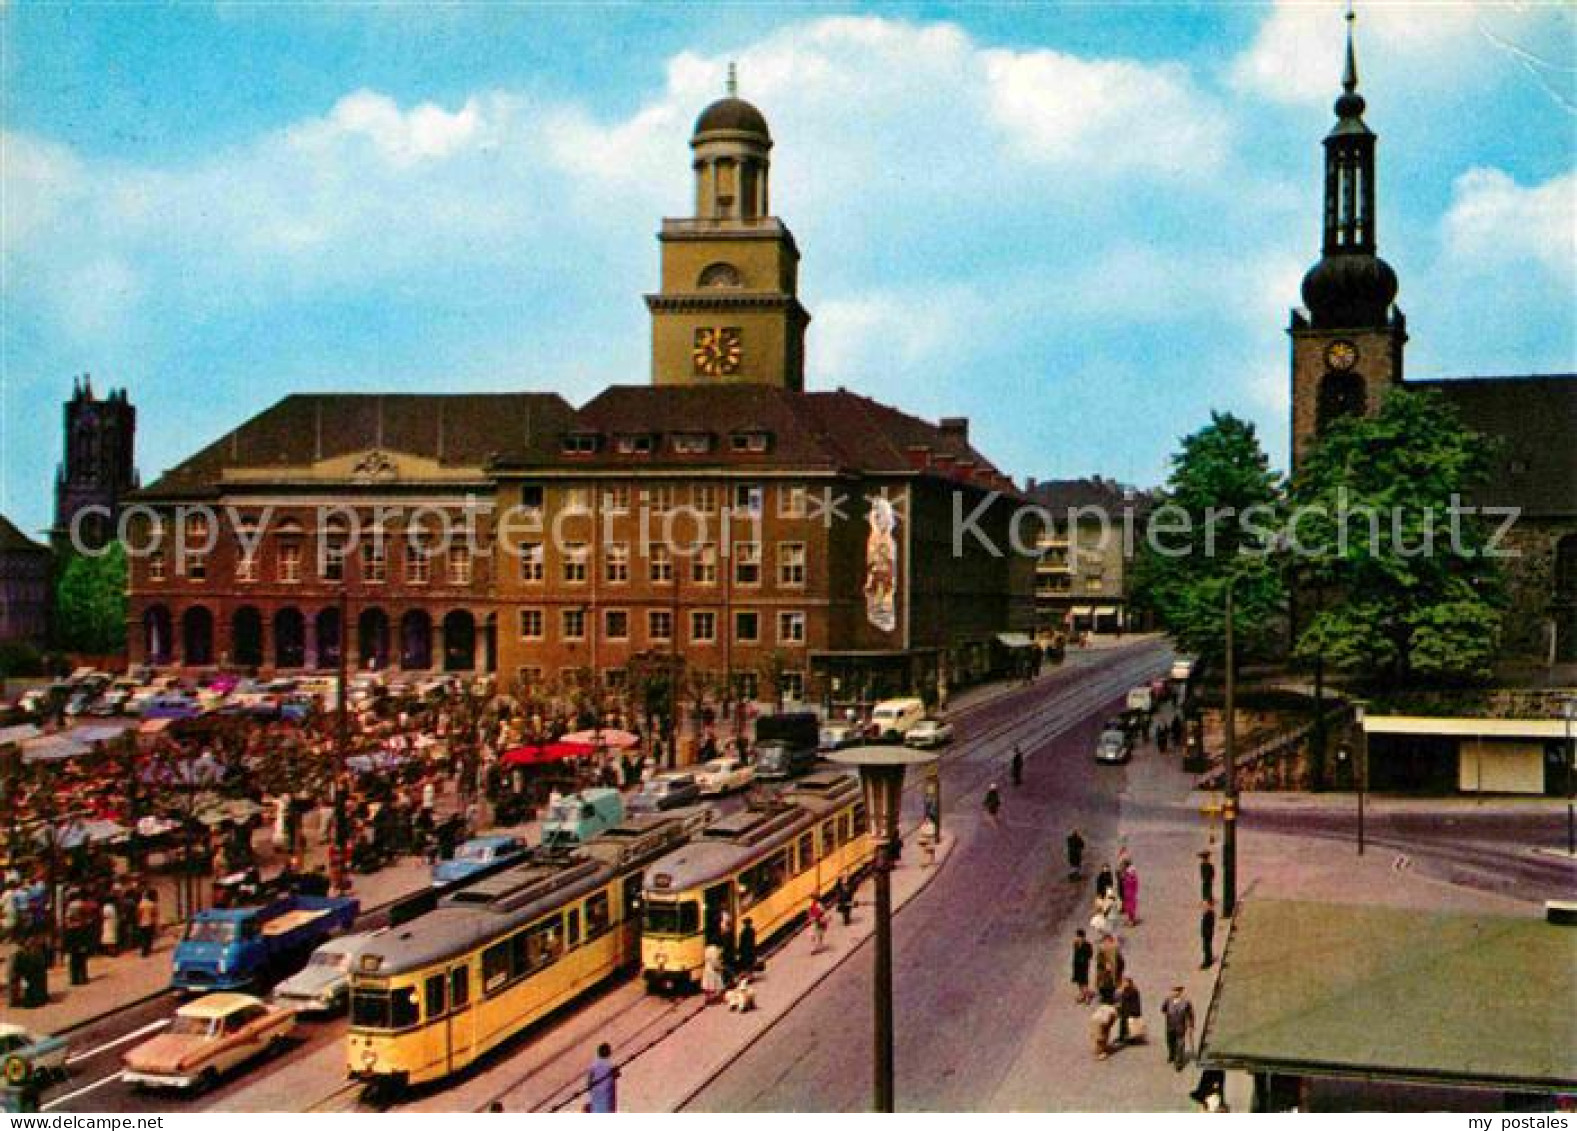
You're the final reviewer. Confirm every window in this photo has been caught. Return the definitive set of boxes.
[562,487,592,513]
[673,433,712,455]
[778,542,806,587]
[649,544,673,583]
[613,434,654,455]
[148,552,166,582]
[322,537,346,582]
[690,610,716,644]
[236,552,257,583]
[516,665,543,687]
[278,542,302,584]
[778,611,806,644]
[562,433,598,455]
[520,542,544,583]
[691,484,717,512]
[450,967,470,1010]
[585,892,611,939]
[641,485,674,514]
[404,538,429,585]
[736,849,790,911]
[605,609,629,640]
[447,547,472,586]
[779,485,808,517]
[603,485,630,514]
[361,541,386,584]
[184,552,207,581]
[525,918,564,972]
[796,832,814,875]
[732,484,763,514]
[692,542,718,585]
[520,484,545,512]
[566,908,582,948]
[820,821,836,858]
[604,668,626,691]
[519,609,545,640]
[734,542,761,586]
[781,670,805,701]
[425,974,446,1020]
[731,431,770,453]
[564,543,588,584]
[563,608,586,640]
[648,610,673,643]
[735,610,759,643]
[606,543,629,584]
[1084,574,1104,592]
[483,940,512,994]
[736,671,759,702]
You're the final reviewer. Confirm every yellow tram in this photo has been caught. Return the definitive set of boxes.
[345,815,696,1089]
[641,771,870,990]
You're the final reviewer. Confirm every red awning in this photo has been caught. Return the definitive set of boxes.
[500,740,596,767]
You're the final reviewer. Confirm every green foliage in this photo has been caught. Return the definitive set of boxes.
[1288,389,1505,685]
[1131,412,1285,663]
[54,543,128,654]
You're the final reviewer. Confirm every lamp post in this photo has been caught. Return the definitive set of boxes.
[1353,699,1368,856]
[828,745,938,1113]
[1564,698,1575,857]
[1222,581,1238,918]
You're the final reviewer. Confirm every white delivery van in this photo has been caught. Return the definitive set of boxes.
[1126,686,1154,712]
[870,697,927,741]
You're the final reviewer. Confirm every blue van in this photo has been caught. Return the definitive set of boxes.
[540,788,625,849]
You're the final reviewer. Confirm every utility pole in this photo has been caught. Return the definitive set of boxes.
[1222,581,1238,919]
[334,586,350,893]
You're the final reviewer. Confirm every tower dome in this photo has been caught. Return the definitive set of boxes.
[1300,253,1398,330]
[693,95,770,140]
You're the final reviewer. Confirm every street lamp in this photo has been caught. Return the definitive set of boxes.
[828,744,938,1113]
[1563,697,1575,857]
[1352,699,1368,856]
[1222,581,1239,918]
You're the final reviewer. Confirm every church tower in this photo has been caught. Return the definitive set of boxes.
[646,69,810,391]
[52,375,139,552]
[1289,11,1407,470]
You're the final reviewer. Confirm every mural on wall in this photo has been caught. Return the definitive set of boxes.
[864,495,898,633]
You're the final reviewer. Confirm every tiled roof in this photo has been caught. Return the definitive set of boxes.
[1024,477,1153,513]
[0,513,49,555]
[1409,375,1577,517]
[136,392,579,499]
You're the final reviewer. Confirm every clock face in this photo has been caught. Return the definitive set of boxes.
[1325,340,1359,371]
[693,327,742,377]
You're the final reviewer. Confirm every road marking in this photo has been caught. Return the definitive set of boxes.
[42,1070,126,1111]
[67,1018,170,1065]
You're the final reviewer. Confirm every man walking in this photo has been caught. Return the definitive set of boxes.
[586,1042,619,1113]
[1198,850,1215,903]
[1066,828,1085,881]
[1163,985,1196,1070]
[1010,745,1024,787]
[1200,899,1217,969]
[1070,928,1093,1004]
[982,784,1001,828]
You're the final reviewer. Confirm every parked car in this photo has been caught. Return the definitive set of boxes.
[539,788,625,848]
[870,697,926,741]
[122,994,294,1091]
[694,756,755,796]
[1094,728,1132,765]
[627,773,702,813]
[0,1023,68,1090]
[819,721,861,751]
[431,834,530,886]
[905,719,954,748]
[754,711,822,780]
[270,932,380,1015]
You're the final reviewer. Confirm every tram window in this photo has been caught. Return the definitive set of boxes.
[391,986,420,1030]
[586,892,611,938]
[451,966,471,1009]
[350,990,389,1030]
[796,833,814,874]
[852,802,867,836]
[644,900,699,935]
[567,908,581,947]
[483,941,512,994]
[510,930,530,977]
[425,974,446,1020]
[526,918,564,971]
[820,822,835,857]
[838,813,852,844]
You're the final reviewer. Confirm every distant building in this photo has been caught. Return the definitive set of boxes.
[1287,20,1576,666]
[1024,477,1150,639]
[0,514,52,646]
[53,375,139,554]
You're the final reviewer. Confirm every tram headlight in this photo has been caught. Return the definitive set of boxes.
[361,1048,378,1072]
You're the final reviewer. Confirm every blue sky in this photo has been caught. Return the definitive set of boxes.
[3,2,1573,537]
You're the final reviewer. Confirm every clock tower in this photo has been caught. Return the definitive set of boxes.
[1289,11,1406,471]
[646,71,810,391]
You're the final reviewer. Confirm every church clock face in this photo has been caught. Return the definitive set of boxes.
[1324,340,1359,371]
[693,327,742,377]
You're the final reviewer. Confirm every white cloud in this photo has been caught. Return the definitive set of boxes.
[1441,166,1576,277]
[291,89,485,165]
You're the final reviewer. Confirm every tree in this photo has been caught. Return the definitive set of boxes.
[1131,412,1285,664]
[1287,389,1505,685]
[54,543,128,654]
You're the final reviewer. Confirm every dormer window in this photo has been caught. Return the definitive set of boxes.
[730,430,770,454]
[613,433,656,455]
[672,432,713,455]
[562,432,600,455]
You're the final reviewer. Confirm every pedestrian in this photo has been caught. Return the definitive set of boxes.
[808,895,829,952]
[1066,828,1085,880]
[1010,746,1024,787]
[1117,975,1143,1044]
[1070,928,1094,1004]
[701,941,726,1004]
[1171,715,1185,747]
[137,888,158,956]
[1200,899,1217,969]
[1094,933,1124,1005]
[737,917,758,974]
[1089,1001,1120,1060]
[832,876,853,925]
[1118,861,1141,927]
[64,891,91,985]
[1163,985,1196,1071]
[1198,850,1215,903]
[983,784,1001,827]
[586,1042,619,1113]
[1094,862,1115,901]
[100,898,119,957]
[1156,723,1169,753]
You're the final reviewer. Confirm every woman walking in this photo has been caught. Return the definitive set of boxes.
[1118,861,1141,926]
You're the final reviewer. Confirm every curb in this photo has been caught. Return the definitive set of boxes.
[670,824,958,1112]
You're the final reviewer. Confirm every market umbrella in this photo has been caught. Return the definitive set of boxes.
[36,818,129,850]
[500,740,595,767]
[559,728,640,750]
[20,735,91,764]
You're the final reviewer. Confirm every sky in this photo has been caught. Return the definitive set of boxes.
[2,2,1573,538]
